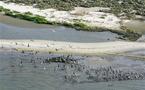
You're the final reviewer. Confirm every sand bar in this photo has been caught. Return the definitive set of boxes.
[1,39,145,55]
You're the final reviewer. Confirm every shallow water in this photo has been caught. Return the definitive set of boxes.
[0,50,145,90]
[124,20,145,34]
[0,23,119,42]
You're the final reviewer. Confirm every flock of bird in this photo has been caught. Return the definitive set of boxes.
[5,48,145,84]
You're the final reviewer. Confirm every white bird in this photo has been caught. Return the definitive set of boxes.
[43,67,46,70]
[52,29,56,32]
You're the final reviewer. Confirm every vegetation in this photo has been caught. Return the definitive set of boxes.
[0,6,3,12]
[1,0,145,18]
[61,21,142,41]
[0,7,49,24]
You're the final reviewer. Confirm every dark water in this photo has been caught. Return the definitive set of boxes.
[0,49,145,90]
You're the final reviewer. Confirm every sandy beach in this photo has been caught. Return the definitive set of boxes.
[0,1,121,30]
[1,39,145,55]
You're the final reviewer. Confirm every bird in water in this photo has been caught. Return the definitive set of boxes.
[19,59,23,67]
[43,66,46,70]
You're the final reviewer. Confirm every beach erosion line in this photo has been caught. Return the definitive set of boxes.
[1,39,145,55]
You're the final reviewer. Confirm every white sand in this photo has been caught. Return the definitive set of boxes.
[0,1,121,30]
[1,39,145,55]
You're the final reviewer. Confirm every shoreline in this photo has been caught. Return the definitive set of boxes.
[1,39,145,56]
[0,1,142,41]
